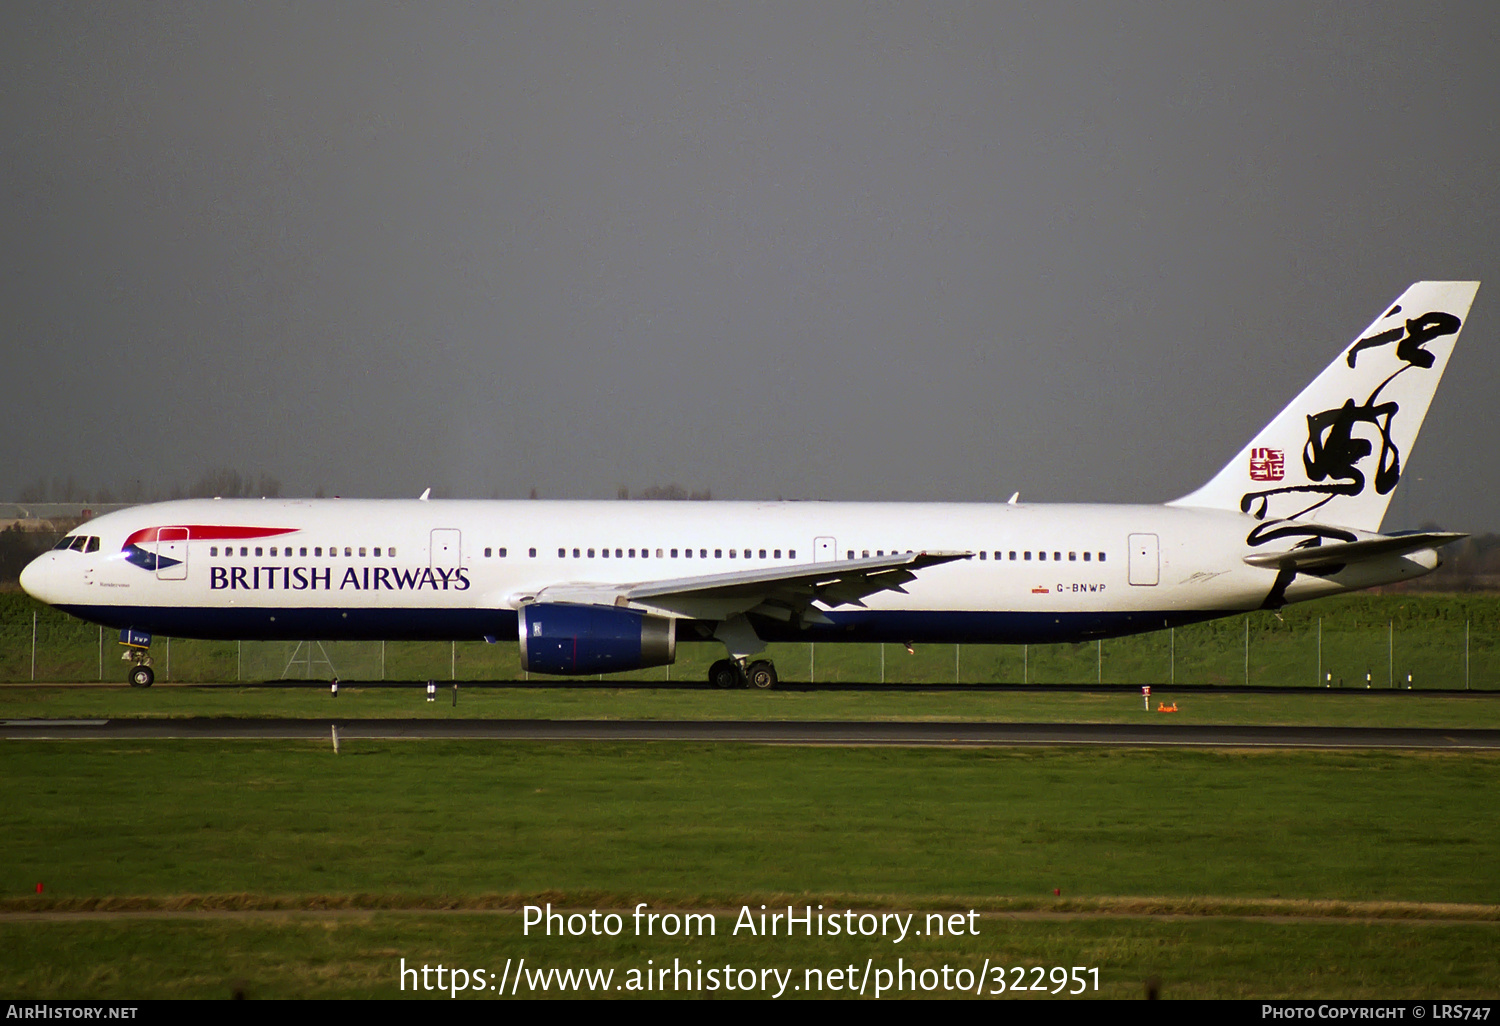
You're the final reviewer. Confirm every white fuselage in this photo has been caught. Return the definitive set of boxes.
[19,497,1438,647]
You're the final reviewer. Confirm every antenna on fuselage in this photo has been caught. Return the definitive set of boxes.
[418,488,431,501]
[1007,492,1020,505]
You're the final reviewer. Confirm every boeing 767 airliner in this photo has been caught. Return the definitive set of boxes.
[20,281,1478,688]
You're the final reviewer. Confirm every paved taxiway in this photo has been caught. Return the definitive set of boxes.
[4,718,1500,748]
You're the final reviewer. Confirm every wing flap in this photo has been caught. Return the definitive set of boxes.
[530,551,972,622]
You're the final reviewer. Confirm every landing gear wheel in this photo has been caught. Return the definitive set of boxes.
[709,659,743,689]
[129,665,155,688]
[746,660,778,690]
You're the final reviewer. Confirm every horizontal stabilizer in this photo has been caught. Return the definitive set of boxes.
[1242,531,1467,571]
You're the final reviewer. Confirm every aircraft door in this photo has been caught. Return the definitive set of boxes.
[155,527,188,581]
[1128,533,1159,586]
[431,529,462,570]
[814,537,836,562]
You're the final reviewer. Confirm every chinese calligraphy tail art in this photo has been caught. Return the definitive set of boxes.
[1170,281,1478,546]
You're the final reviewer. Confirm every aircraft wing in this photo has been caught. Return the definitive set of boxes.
[1242,531,1467,571]
[530,551,973,623]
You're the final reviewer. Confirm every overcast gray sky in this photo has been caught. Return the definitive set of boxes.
[4,3,1497,530]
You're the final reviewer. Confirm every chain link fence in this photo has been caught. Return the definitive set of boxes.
[2,592,1496,688]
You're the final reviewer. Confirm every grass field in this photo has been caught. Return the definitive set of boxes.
[3,735,1498,998]
[5,586,1499,1000]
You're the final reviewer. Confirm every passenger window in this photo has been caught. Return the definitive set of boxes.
[979,552,986,560]
[702,549,708,559]
[1083,552,1091,561]
[315,547,322,557]
[1099,552,1106,562]
[484,548,492,557]
[671,549,679,558]
[1039,552,1047,561]
[255,547,263,557]
[558,548,566,558]
[1069,552,1076,561]
[588,548,595,558]
[685,548,692,558]
[629,548,636,558]
[1009,551,1016,560]
[210,546,218,557]
[573,548,580,558]
[788,549,796,559]
[774,549,781,559]
[759,549,767,559]
[715,549,722,558]
[500,548,508,558]
[346,547,353,557]
[1024,552,1032,561]
[359,547,367,557]
[600,548,607,558]
[389,547,396,557]
[529,548,536,558]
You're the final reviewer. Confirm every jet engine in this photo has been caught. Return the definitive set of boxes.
[518,602,677,675]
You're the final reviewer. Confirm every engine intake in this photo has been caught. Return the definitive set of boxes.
[519,603,677,676]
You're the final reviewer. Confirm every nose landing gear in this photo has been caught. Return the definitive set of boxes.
[120,628,154,687]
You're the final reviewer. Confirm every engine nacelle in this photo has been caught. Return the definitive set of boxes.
[519,603,677,675]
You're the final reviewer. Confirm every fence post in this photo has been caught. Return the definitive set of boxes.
[1317,617,1322,687]
[99,625,103,681]
[31,610,36,681]
[880,643,885,684]
[1023,644,1028,685]
[1097,639,1102,684]
[1388,620,1393,688]
[237,639,241,682]
[165,637,170,682]
[1466,620,1470,690]
[1170,627,1175,686]
[955,644,960,684]
[1244,616,1249,686]
[810,643,815,683]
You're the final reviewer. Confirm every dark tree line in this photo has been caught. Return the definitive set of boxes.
[16,468,282,504]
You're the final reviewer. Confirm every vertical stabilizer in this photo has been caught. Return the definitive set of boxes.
[1169,281,1478,532]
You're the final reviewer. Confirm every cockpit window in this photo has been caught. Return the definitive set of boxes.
[69,536,88,552]
[53,537,74,550]
[85,536,100,553]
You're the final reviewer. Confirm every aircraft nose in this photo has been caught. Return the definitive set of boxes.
[19,553,59,604]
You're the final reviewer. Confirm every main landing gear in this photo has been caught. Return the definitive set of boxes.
[708,658,779,689]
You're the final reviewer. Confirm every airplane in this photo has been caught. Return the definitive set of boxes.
[20,281,1479,689]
